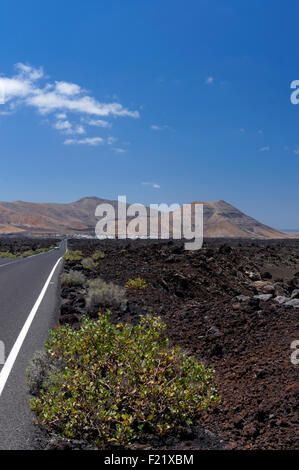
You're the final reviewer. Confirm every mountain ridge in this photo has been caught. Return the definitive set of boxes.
[0,197,292,239]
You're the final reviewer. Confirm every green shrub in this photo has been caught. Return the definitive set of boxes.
[81,257,98,270]
[34,247,50,254]
[21,250,36,258]
[27,350,65,396]
[63,250,83,262]
[92,250,105,261]
[61,270,86,287]
[0,246,55,259]
[126,277,147,290]
[86,279,127,311]
[0,251,16,258]
[30,314,219,447]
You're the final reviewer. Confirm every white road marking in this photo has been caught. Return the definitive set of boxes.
[0,256,63,397]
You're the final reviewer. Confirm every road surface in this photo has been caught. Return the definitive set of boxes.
[0,240,67,449]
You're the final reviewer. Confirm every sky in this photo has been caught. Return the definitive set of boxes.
[1,0,299,228]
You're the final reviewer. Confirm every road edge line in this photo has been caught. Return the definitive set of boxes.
[0,257,63,397]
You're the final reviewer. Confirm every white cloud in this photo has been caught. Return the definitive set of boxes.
[113,147,126,154]
[150,124,170,131]
[0,63,139,145]
[76,125,85,135]
[55,81,81,96]
[259,146,270,152]
[56,113,67,119]
[0,77,32,102]
[142,182,160,189]
[54,120,85,135]
[64,137,104,146]
[86,119,111,128]
[294,148,299,155]
[15,62,44,81]
[0,63,43,104]
[54,120,72,131]
[0,110,14,115]
[205,76,214,84]
[107,136,117,145]
[26,92,139,118]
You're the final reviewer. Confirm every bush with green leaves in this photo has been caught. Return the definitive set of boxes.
[61,270,86,287]
[63,250,83,262]
[34,247,52,254]
[126,277,147,290]
[29,314,219,447]
[81,257,98,270]
[20,250,36,257]
[0,252,16,258]
[86,278,127,312]
[27,350,65,396]
[0,245,55,259]
[92,250,105,261]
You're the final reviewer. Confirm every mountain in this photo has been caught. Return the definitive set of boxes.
[173,200,290,239]
[0,197,111,234]
[0,197,292,239]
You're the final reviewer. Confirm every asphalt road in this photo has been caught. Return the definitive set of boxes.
[0,240,67,449]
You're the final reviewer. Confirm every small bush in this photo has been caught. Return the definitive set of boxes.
[86,279,127,311]
[63,250,83,262]
[27,350,65,396]
[30,314,219,447]
[92,250,105,261]
[0,252,16,258]
[21,250,35,258]
[61,270,86,287]
[34,247,50,254]
[81,257,98,270]
[126,277,147,290]
[0,246,55,259]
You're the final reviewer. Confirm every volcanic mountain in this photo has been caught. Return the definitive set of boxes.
[175,200,291,239]
[0,197,291,239]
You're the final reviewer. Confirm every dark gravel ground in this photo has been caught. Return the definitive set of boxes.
[59,238,299,450]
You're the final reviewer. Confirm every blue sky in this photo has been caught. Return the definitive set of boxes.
[1,0,299,228]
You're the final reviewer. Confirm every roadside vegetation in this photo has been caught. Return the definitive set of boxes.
[81,257,99,270]
[126,277,147,290]
[60,270,86,287]
[0,251,16,258]
[91,250,105,260]
[63,250,83,262]
[0,245,57,259]
[33,239,299,449]
[28,313,219,448]
[86,278,127,312]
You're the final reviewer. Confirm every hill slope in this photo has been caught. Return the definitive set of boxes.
[179,200,289,239]
[0,197,291,239]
